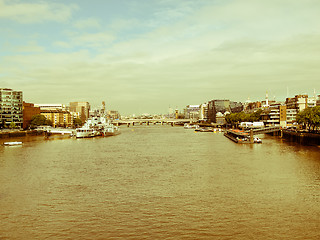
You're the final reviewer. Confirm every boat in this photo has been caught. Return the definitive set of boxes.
[101,121,120,136]
[184,123,199,129]
[75,116,120,138]
[195,127,214,132]
[3,141,23,146]
[224,129,263,144]
[254,137,262,143]
[75,127,97,138]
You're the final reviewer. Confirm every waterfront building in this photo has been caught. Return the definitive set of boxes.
[261,102,297,127]
[207,100,243,123]
[285,94,315,112]
[106,110,120,120]
[184,105,200,120]
[41,110,72,128]
[199,103,208,121]
[23,102,40,129]
[244,101,262,113]
[35,103,66,111]
[69,102,90,122]
[216,112,229,125]
[0,88,23,128]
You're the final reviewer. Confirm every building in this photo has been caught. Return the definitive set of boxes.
[285,94,316,112]
[199,103,208,121]
[23,102,40,129]
[244,101,262,113]
[34,103,66,111]
[69,102,90,122]
[107,110,121,120]
[0,88,23,128]
[207,100,243,123]
[184,105,200,120]
[317,95,320,106]
[41,110,72,128]
[261,102,297,127]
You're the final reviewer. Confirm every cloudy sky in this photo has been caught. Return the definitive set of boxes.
[1,0,320,115]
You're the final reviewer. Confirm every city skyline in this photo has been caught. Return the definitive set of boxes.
[1,0,320,115]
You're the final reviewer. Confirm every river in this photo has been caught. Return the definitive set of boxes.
[0,125,319,239]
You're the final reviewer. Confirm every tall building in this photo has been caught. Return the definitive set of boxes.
[0,88,23,128]
[23,102,40,129]
[199,103,208,121]
[69,102,90,122]
[207,100,243,123]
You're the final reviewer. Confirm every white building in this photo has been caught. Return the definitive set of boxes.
[35,103,66,111]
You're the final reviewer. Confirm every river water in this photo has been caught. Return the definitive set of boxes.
[0,125,319,239]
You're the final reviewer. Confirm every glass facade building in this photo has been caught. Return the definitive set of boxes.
[0,88,23,128]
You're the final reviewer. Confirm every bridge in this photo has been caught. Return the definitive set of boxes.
[112,118,192,126]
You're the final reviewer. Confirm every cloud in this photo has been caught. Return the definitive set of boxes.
[0,0,77,23]
[73,18,101,29]
[68,32,116,48]
[13,41,45,53]
[2,0,320,114]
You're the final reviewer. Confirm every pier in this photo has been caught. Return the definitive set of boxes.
[225,126,281,143]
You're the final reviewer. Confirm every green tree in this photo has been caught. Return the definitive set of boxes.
[296,106,320,132]
[73,118,83,128]
[225,109,262,128]
[9,122,17,129]
[30,114,52,128]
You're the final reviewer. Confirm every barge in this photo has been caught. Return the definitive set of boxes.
[224,129,262,144]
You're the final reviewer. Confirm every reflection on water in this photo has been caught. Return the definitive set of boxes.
[0,126,319,239]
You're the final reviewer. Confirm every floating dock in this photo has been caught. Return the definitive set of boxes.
[224,129,251,143]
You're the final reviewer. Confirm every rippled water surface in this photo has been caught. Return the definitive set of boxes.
[0,126,319,239]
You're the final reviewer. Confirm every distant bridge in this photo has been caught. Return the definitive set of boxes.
[112,119,192,126]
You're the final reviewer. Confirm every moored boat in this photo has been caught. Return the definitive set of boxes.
[75,116,120,138]
[75,127,97,138]
[195,127,214,132]
[3,141,23,146]
[184,123,199,129]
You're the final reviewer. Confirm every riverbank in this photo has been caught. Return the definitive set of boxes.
[0,130,44,139]
[281,130,320,145]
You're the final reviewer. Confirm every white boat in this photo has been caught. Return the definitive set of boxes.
[3,141,23,146]
[75,127,97,138]
[75,116,120,138]
[101,122,120,136]
[184,123,199,129]
[253,137,262,143]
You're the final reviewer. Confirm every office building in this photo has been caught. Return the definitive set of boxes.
[69,102,90,122]
[0,88,23,128]
[207,100,243,123]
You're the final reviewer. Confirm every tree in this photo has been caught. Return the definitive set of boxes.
[9,122,17,129]
[30,114,52,128]
[296,106,320,132]
[225,109,262,128]
[73,118,82,128]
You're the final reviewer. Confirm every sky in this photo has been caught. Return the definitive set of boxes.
[1,0,320,115]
